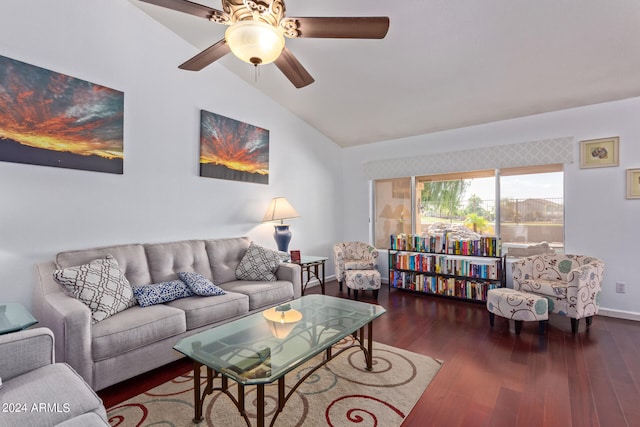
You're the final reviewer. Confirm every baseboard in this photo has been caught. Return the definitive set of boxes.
[597,308,640,322]
[303,274,337,289]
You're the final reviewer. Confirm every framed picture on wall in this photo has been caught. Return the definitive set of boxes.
[626,168,640,199]
[579,137,619,168]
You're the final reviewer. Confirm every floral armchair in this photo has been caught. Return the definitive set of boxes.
[333,242,381,300]
[511,254,604,333]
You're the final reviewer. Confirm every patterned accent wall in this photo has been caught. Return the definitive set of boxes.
[363,137,574,180]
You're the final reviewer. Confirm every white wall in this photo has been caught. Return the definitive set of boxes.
[342,97,640,319]
[0,0,343,308]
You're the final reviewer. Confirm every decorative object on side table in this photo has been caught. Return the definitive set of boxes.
[626,168,640,199]
[579,136,619,168]
[290,250,301,263]
[262,196,300,252]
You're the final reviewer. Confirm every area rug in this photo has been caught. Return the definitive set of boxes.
[107,338,442,427]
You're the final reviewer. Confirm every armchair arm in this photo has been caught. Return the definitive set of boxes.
[566,260,605,318]
[32,262,94,388]
[0,327,54,381]
[333,245,346,283]
[276,262,302,299]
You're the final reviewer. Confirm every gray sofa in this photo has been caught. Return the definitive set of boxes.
[0,327,109,426]
[32,237,301,391]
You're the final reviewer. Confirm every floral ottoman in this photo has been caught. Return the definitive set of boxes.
[486,288,548,335]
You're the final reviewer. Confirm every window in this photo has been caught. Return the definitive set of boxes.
[373,165,564,253]
[373,178,412,249]
[499,165,564,254]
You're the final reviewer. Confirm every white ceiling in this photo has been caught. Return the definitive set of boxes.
[131,0,640,148]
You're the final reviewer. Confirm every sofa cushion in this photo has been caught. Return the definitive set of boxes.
[235,242,288,281]
[178,271,225,296]
[56,244,151,286]
[219,280,294,310]
[165,293,249,330]
[345,260,374,270]
[1,363,105,427]
[53,255,136,324]
[133,280,194,307]
[519,279,569,298]
[55,411,109,426]
[91,305,186,361]
[145,240,213,283]
[205,237,251,284]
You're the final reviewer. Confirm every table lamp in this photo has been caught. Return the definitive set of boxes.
[262,197,300,252]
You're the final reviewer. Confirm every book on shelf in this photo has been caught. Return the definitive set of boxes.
[390,233,502,257]
[390,252,502,280]
[390,270,500,301]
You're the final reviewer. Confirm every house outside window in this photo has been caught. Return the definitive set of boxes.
[373,165,564,254]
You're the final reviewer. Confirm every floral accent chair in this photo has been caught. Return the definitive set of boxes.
[511,254,605,333]
[333,242,381,300]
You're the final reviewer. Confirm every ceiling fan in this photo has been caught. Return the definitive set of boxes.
[138,0,390,88]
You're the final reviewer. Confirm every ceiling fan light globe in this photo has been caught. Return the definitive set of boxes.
[225,20,285,65]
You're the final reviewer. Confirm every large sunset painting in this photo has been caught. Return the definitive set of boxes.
[0,55,124,174]
[200,110,269,184]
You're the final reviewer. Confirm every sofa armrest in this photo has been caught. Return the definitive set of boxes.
[566,261,605,318]
[0,327,54,381]
[276,262,302,299]
[32,262,94,388]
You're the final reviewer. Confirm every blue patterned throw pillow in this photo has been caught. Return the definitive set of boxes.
[178,272,226,296]
[133,280,194,307]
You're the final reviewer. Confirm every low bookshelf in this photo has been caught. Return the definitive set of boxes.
[388,233,505,303]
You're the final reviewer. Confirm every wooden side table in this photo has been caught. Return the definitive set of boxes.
[287,256,328,295]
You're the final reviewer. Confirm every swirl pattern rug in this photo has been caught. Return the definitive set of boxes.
[107,339,442,427]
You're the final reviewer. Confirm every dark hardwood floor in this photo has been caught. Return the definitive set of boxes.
[99,280,640,426]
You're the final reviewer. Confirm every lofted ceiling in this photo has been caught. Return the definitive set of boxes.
[131,0,640,148]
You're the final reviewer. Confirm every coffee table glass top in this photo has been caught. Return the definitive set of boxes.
[173,295,385,385]
[0,303,38,335]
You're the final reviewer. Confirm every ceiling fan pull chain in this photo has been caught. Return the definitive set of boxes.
[254,63,259,83]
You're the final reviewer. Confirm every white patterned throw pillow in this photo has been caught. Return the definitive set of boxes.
[235,242,288,281]
[53,254,136,324]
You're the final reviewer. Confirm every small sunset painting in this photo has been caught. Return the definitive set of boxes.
[0,55,124,174]
[200,110,269,184]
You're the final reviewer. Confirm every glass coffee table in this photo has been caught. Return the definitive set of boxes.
[173,294,386,427]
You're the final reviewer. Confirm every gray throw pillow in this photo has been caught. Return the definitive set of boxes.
[235,242,288,281]
[53,254,136,324]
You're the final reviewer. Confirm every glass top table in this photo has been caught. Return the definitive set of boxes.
[174,294,386,426]
[0,303,38,335]
[286,255,328,295]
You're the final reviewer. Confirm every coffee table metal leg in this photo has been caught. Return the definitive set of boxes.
[257,384,265,427]
[367,321,374,371]
[238,383,245,416]
[278,378,286,411]
[193,361,204,423]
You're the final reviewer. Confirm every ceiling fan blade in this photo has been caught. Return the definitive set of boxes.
[274,47,315,88]
[179,39,231,71]
[138,0,225,21]
[285,17,389,39]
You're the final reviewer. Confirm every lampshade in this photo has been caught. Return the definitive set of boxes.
[225,20,285,65]
[262,197,300,224]
[263,305,302,339]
